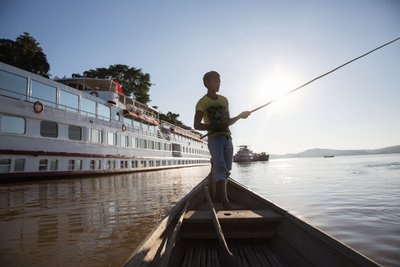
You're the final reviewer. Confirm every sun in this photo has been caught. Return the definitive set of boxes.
[251,67,299,112]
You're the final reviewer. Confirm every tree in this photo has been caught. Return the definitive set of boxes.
[73,64,152,104]
[159,111,190,129]
[0,32,50,78]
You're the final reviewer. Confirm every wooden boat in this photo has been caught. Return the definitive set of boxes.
[123,176,381,267]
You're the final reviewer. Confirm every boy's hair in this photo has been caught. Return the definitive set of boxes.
[203,71,220,87]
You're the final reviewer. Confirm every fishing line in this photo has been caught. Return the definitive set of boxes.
[250,36,400,113]
[200,36,400,139]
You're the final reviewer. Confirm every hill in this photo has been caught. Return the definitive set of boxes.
[271,145,400,159]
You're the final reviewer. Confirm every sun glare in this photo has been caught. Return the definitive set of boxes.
[251,68,299,112]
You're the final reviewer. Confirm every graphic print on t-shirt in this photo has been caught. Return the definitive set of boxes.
[206,105,230,132]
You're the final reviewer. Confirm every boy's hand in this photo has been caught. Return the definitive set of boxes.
[240,111,251,119]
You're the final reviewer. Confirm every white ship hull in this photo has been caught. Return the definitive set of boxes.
[0,63,210,180]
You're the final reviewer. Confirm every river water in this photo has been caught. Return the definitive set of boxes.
[0,154,399,266]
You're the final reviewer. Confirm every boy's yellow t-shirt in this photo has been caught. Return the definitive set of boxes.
[195,94,231,136]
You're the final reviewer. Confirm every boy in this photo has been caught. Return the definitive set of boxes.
[194,71,250,209]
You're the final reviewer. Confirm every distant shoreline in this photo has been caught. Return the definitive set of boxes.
[270,145,400,159]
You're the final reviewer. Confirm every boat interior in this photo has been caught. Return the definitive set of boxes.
[124,177,379,267]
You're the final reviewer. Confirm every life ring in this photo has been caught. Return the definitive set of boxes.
[33,101,44,113]
[90,91,98,97]
[122,124,127,132]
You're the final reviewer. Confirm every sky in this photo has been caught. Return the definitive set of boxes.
[1,0,399,155]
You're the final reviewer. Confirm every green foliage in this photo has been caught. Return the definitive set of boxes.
[159,111,190,129]
[73,64,152,104]
[0,32,50,78]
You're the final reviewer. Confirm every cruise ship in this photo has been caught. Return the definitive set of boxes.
[0,62,210,179]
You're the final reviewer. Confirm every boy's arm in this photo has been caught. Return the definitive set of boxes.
[194,110,213,131]
[229,111,251,126]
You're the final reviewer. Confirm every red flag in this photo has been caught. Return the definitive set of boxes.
[116,81,123,95]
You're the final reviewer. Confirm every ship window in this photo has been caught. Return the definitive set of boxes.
[81,98,96,117]
[68,125,82,140]
[140,139,147,149]
[131,160,138,168]
[90,129,103,143]
[1,116,25,134]
[135,138,139,148]
[121,161,128,169]
[68,159,82,170]
[68,160,75,170]
[124,117,133,127]
[90,160,96,170]
[91,160,102,170]
[40,121,58,138]
[32,80,56,107]
[107,132,117,146]
[49,159,58,171]
[121,135,129,147]
[76,160,82,170]
[97,103,111,121]
[0,70,28,99]
[60,90,79,112]
[14,159,25,171]
[39,159,48,171]
[0,159,11,172]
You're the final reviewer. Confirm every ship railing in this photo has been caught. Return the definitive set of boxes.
[0,87,158,138]
[160,120,204,142]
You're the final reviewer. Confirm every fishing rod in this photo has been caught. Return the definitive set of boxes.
[250,36,400,114]
[200,36,400,139]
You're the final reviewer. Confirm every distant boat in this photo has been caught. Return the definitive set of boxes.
[253,152,269,162]
[233,145,253,162]
[323,155,335,158]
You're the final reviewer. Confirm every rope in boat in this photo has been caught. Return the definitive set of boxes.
[200,36,400,139]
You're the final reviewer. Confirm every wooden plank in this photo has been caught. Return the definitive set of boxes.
[159,200,190,267]
[182,243,194,267]
[203,187,234,256]
[206,245,212,267]
[230,244,249,267]
[260,244,288,267]
[251,244,269,266]
[184,209,282,224]
[182,228,276,239]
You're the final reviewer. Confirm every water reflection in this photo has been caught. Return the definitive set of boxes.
[0,166,210,267]
[232,155,400,267]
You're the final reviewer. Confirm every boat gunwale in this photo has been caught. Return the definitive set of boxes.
[122,176,209,267]
[227,178,381,267]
